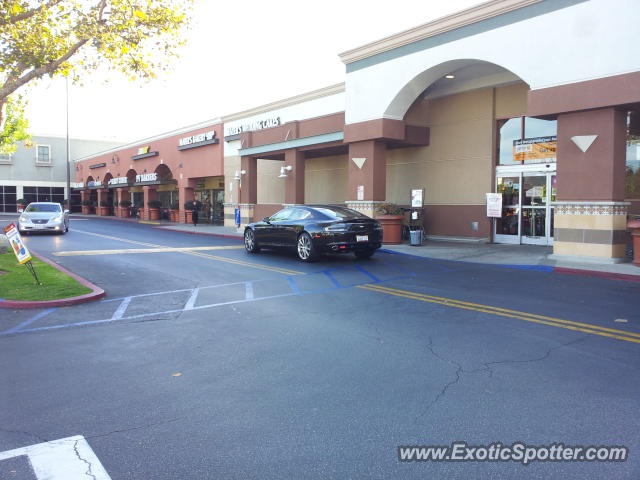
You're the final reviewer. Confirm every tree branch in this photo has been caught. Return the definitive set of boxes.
[0,0,66,27]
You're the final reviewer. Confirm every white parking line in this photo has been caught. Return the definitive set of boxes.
[0,435,111,479]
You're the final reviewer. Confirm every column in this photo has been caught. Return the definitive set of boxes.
[117,188,129,217]
[96,189,106,215]
[284,149,305,205]
[238,156,257,225]
[142,186,157,221]
[346,140,387,217]
[178,185,194,224]
[553,107,628,260]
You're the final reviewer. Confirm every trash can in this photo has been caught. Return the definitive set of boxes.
[409,229,423,246]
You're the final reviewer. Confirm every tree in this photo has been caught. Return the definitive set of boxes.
[0,0,193,148]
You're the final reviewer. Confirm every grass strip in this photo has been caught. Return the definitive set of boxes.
[0,252,91,301]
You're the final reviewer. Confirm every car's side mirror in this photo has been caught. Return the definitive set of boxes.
[18,208,24,213]
[262,217,271,223]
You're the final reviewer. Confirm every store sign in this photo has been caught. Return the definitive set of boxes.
[138,146,150,155]
[136,173,158,183]
[225,117,281,136]
[73,182,84,188]
[108,177,129,185]
[89,162,107,169]
[513,136,557,163]
[87,181,103,188]
[4,223,32,264]
[179,131,216,147]
[486,193,502,218]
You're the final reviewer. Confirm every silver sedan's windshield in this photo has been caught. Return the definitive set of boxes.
[26,204,61,213]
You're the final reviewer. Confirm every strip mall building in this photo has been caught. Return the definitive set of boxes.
[76,0,640,261]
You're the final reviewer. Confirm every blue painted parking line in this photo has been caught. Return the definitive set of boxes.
[1,264,417,337]
[4,308,58,334]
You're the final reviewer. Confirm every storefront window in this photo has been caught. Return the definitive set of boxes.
[626,111,640,199]
[498,117,557,165]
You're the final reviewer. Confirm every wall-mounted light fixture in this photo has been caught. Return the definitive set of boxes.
[234,169,246,181]
[278,165,293,178]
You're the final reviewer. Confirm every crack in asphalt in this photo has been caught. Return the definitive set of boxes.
[414,335,589,424]
[73,438,97,480]
[0,428,50,444]
[84,417,184,441]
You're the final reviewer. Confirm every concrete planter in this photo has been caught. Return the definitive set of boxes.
[148,208,160,221]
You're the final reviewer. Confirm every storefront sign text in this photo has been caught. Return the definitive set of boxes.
[179,131,216,147]
[225,117,281,136]
[136,173,158,183]
[108,177,129,185]
[87,181,103,188]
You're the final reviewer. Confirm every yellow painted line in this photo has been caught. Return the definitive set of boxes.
[71,228,303,276]
[358,284,640,344]
[54,246,244,256]
[138,221,161,225]
[365,284,640,339]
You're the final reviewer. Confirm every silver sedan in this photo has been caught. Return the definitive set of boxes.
[18,202,69,235]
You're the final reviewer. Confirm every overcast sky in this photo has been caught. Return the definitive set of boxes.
[24,0,481,142]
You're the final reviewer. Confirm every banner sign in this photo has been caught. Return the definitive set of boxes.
[486,193,503,218]
[411,188,424,208]
[4,223,32,264]
[513,136,557,163]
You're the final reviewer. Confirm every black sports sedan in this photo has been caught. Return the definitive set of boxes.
[244,205,383,261]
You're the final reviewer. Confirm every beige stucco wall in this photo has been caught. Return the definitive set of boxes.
[387,87,496,205]
[495,82,528,119]
[305,154,348,204]
[224,156,240,204]
[257,159,285,204]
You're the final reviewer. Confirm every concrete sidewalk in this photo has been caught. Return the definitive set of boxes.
[155,222,640,278]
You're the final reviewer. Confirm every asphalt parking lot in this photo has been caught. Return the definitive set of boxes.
[1,217,639,479]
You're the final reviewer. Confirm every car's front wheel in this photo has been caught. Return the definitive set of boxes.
[354,249,375,260]
[297,232,317,262]
[244,228,260,253]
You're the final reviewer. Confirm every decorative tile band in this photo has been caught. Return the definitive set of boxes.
[553,202,629,216]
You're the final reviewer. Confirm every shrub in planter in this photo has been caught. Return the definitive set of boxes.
[99,200,111,207]
[184,200,195,210]
[148,200,162,209]
[375,203,404,215]
[16,198,26,205]
[119,200,132,207]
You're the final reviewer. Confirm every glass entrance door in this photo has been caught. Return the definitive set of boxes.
[494,168,556,246]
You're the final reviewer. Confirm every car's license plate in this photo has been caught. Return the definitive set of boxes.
[34,224,45,229]
[356,235,368,242]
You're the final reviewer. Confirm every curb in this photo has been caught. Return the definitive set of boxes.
[0,251,105,309]
[379,248,640,281]
[553,267,640,283]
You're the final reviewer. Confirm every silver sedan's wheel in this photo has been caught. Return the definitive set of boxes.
[297,232,316,262]
[244,229,260,253]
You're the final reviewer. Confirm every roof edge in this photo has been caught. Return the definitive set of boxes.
[222,83,345,123]
[338,0,542,65]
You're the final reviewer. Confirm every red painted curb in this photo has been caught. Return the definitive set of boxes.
[0,250,105,309]
[553,266,640,282]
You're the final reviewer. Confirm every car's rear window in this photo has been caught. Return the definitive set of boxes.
[26,204,61,213]
[313,207,369,219]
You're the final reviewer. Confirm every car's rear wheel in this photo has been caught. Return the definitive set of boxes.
[244,228,260,253]
[297,232,317,262]
[354,249,375,259]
